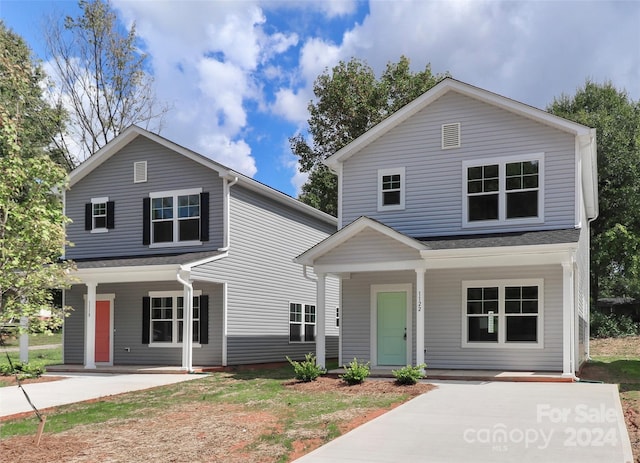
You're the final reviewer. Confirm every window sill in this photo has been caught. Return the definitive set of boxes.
[91,228,109,234]
[148,343,202,348]
[289,341,316,344]
[462,216,544,229]
[149,241,203,248]
[377,205,405,213]
[461,341,544,349]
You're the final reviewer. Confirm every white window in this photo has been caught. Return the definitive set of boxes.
[91,197,109,231]
[149,188,202,246]
[149,291,201,345]
[377,167,405,211]
[462,279,544,348]
[463,154,544,227]
[289,302,316,342]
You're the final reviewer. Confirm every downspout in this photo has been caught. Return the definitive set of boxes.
[177,268,194,373]
[218,175,239,252]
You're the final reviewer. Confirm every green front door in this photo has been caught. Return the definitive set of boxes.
[377,291,407,365]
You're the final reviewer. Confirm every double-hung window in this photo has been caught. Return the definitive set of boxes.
[463,154,543,227]
[85,197,114,232]
[146,188,207,246]
[377,167,405,211]
[289,302,316,342]
[462,279,543,348]
[149,291,201,345]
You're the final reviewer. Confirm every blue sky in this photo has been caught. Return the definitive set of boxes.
[2,0,639,198]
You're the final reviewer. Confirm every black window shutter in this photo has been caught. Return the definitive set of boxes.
[142,296,151,344]
[85,203,92,230]
[106,201,115,229]
[199,295,209,344]
[200,192,209,242]
[142,198,151,245]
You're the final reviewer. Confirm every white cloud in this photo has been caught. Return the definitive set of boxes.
[197,133,257,177]
[271,87,310,125]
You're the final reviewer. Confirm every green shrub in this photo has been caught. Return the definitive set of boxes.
[392,364,426,385]
[0,361,46,380]
[286,353,326,382]
[340,358,370,385]
[590,311,639,338]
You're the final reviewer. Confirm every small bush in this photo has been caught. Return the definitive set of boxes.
[591,311,639,338]
[341,358,370,385]
[287,353,325,382]
[0,361,46,380]
[392,364,426,385]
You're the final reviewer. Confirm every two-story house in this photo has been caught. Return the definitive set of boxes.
[63,126,339,371]
[296,78,598,378]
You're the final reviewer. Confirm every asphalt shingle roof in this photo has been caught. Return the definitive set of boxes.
[72,250,223,269]
[418,228,580,250]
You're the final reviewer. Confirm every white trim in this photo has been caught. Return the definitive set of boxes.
[134,161,147,183]
[149,188,203,247]
[84,282,97,369]
[461,279,544,349]
[90,197,109,233]
[91,197,109,204]
[148,188,202,199]
[562,261,575,375]
[415,268,426,367]
[325,78,593,170]
[222,282,228,366]
[149,241,202,249]
[462,153,545,228]
[147,290,202,347]
[370,283,412,367]
[377,167,406,212]
[68,125,336,227]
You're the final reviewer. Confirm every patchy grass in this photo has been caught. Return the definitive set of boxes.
[1,331,62,348]
[581,336,640,461]
[0,347,63,387]
[0,364,434,462]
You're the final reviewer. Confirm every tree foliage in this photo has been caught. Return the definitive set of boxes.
[548,81,640,302]
[0,24,73,332]
[44,0,168,165]
[291,56,448,215]
[0,21,68,168]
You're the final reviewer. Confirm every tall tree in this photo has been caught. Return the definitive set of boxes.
[291,56,448,215]
[0,24,72,332]
[0,21,68,168]
[548,81,640,303]
[44,0,168,165]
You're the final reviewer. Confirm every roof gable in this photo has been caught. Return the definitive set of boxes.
[68,125,336,226]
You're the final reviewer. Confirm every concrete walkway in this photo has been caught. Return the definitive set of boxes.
[0,373,203,419]
[295,381,634,463]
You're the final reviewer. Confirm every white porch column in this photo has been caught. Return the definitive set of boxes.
[562,261,575,377]
[415,268,425,368]
[178,271,194,372]
[316,273,326,369]
[19,317,29,363]
[84,282,97,369]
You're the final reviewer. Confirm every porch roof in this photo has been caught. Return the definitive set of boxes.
[418,228,580,250]
[73,250,225,269]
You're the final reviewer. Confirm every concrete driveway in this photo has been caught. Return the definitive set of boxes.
[295,381,633,463]
[0,373,203,418]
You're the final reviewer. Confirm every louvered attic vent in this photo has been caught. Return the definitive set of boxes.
[442,123,461,149]
[134,161,147,183]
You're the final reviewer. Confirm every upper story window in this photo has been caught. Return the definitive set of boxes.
[463,154,544,227]
[143,188,209,247]
[85,197,114,233]
[377,167,405,212]
[462,279,543,348]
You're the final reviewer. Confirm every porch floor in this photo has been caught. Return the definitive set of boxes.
[47,364,574,382]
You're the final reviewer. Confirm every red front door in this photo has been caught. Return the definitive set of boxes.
[95,300,111,363]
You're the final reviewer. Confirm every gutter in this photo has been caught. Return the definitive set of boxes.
[176,268,194,373]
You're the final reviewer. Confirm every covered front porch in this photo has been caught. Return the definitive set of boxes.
[295,217,582,377]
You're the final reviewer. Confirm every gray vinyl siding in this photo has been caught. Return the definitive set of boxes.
[226,336,339,365]
[341,91,576,236]
[65,136,224,259]
[190,184,339,364]
[316,228,422,265]
[341,265,563,371]
[64,281,223,366]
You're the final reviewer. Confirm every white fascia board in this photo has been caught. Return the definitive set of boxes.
[181,251,229,270]
[70,264,180,284]
[313,259,427,275]
[579,129,598,220]
[294,217,427,266]
[324,78,593,169]
[421,243,577,269]
[227,170,337,227]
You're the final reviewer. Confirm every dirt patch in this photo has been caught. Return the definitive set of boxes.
[589,336,640,357]
[1,376,434,462]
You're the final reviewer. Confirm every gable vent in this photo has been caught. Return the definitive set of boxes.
[134,161,147,183]
[442,123,461,149]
